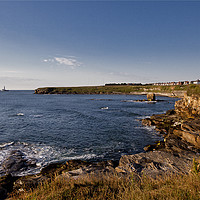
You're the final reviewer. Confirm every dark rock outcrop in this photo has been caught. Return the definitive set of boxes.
[2,150,36,175]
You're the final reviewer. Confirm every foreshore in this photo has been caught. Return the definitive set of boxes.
[1,87,200,199]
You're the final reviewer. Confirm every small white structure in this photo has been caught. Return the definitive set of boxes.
[193,79,200,85]
[1,86,9,91]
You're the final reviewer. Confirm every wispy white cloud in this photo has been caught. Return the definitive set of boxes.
[0,70,21,74]
[0,76,41,82]
[3,70,19,73]
[43,56,82,69]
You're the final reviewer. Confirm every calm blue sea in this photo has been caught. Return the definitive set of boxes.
[0,90,178,175]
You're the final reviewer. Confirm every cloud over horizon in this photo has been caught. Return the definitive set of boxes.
[43,56,82,69]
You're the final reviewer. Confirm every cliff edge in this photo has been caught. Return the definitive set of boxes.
[116,93,200,178]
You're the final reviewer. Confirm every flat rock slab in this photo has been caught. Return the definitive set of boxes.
[56,161,116,180]
[116,151,196,178]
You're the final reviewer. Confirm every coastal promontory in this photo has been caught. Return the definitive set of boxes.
[34,84,193,98]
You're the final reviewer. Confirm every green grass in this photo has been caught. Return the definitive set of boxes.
[35,84,200,97]
[10,172,200,200]
[35,85,181,94]
[186,84,200,96]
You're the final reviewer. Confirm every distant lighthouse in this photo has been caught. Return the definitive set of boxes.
[1,86,9,92]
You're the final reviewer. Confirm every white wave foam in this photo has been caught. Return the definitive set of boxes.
[0,142,65,176]
[122,100,135,102]
[142,125,156,131]
[136,116,151,119]
[62,153,98,161]
[0,141,14,148]
[0,142,101,177]
[17,113,24,116]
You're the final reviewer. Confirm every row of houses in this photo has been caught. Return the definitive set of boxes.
[153,79,200,86]
[105,83,142,86]
[105,79,200,87]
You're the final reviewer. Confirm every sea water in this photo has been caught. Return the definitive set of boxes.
[0,90,178,176]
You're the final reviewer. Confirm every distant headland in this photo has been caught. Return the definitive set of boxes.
[35,80,200,98]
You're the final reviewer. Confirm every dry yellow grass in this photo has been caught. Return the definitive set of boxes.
[9,171,200,200]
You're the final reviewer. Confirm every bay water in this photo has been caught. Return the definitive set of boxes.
[0,91,178,176]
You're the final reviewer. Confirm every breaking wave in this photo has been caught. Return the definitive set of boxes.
[0,142,99,176]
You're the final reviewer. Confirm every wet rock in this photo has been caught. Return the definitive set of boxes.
[166,109,176,115]
[2,151,27,174]
[142,118,155,126]
[2,150,37,175]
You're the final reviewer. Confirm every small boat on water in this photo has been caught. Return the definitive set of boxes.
[1,86,9,92]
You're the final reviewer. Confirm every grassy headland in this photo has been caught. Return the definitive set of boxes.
[35,84,200,97]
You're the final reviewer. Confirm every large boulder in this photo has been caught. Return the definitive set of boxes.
[147,93,155,101]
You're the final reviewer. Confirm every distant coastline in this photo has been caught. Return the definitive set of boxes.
[35,84,200,98]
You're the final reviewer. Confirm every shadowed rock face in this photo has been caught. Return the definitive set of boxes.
[0,174,18,200]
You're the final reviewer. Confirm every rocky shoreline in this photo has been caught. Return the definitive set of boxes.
[1,93,200,199]
[115,95,200,178]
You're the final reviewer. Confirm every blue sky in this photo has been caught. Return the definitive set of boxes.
[0,1,199,89]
